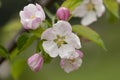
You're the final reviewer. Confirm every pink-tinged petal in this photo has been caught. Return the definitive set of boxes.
[59,44,75,58]
[35,11,45,21]
[23,4,37,16]
[36,3,46,20]
[95,4,105,17]
[28,53,43,72]
[81,11,97,26]
[53,21,72,36]
[41,28,56,40]
[60,54,82,73]
[19,11,28,20]
[76,50,84,58]
[66,51,79,59]
[43,41,59,57]
[31,18,41,30]
[65,33,81,49]
[60,59,74,73]
[21,19,33,29]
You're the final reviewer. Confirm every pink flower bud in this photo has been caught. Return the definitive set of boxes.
[56,7,70,21]
[76,50,84,58]
[19,3,45,30]
[27,53,43,72]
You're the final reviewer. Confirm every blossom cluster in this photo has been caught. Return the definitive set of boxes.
[19,0,108,73]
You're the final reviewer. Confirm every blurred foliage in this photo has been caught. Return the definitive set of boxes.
[62,0,83,11]
[104,0,119,18]
[72,25,106,50]
[0,19,21,46]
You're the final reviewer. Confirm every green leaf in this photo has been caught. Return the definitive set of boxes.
[17,32,37,53]
[104,0,119,18]
[11,59,26,80]
[72,25,106,50]
[62,0,83,11]
[44,7,55,20]
[29,27,45,37]
[44,8,56,25]
[106,11,118,23]
[42,51,52,64]
[0,45,9,58]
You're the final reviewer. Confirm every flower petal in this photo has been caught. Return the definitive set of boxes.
[95,4,105,17]
[23,4,37,16]
[36,3,46,20]
[59,44,75,58]
[32,18,41,30]
[35,11,45,21]
[60,56,82,73]
[41,28,56,40]
[42,41,59,58]
[65,33,81,49]
[53,21,72,36]
[72,4,87,17]
[81,11,97,26]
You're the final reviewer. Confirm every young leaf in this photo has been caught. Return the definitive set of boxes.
[62,0,83,11]
[72,25,106,50]
[0,45,9,58]
[11,59,26,80]
[30,27,45,37]
[44,7,55,20]
[17,32,37,53]
[104,0,119,18]
[42,51,52,64]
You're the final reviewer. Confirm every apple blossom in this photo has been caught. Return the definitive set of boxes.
[27,53,44,72]
[56,7,70,20]
[41,21,81,58]
[19,3,45,30]
[60,50,83,73]
[72,0,105,26]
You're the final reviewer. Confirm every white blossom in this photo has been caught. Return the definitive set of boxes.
[72,0,105,26]
[41,21,81,58]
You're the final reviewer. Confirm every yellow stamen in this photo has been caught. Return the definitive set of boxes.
[30,15,35,19]
[54,35,66,47]
[86,2,94,11]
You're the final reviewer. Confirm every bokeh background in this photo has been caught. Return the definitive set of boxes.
[0,0,120,80]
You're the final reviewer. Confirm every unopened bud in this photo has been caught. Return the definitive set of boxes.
[56,7,70,21]
[27,53,43,72]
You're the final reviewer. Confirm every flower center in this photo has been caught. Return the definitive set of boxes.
[30,15,35,19]
[54,35,66,47]
[86,2,94,11]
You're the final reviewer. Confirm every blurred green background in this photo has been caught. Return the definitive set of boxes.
[0,0,120,80]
